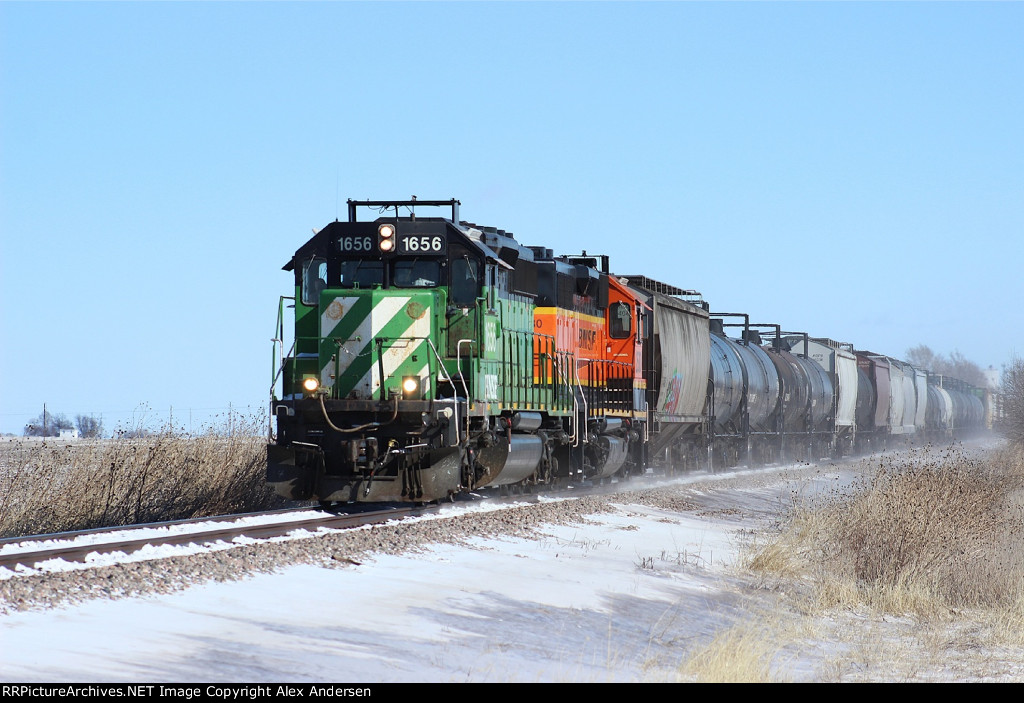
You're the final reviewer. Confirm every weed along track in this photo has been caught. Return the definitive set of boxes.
[0,428,276,538]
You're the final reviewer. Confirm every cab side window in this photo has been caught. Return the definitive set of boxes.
[450,257,479,306]
[609,301,632,338]
[301,258,328,306]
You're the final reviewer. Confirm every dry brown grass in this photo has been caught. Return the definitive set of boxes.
[749,444,1024,620]
[0,414,287,538]
[676,622,790,682]
[740,444,1024,680]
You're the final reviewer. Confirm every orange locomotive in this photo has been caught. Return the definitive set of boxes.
[530,253,650,481]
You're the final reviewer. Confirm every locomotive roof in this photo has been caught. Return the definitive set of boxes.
[283,215,520,272]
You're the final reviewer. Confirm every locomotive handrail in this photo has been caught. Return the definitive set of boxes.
[270,296,296,397]
[270,339,296,399]
[269,296,297,439]
[539,350,578,445]
[574,358,588,447]
[567,353,579,447]
[426,337,464,445]
[575,358,633,419]
[346,197,460,223]
[456,339,475,404]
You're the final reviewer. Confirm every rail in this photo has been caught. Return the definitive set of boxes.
[0,506,420,573]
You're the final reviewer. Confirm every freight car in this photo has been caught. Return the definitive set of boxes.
[267,198,987,504]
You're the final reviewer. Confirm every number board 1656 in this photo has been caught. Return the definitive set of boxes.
[397,234,447,254]
[337,235,374,253]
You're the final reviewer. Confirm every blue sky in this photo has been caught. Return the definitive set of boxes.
[2,2,1021,435]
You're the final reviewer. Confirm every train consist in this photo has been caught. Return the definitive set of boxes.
[268,199,987,504]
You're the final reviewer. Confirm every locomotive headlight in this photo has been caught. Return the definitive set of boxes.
[402,376,421,399]
[378,223,396,252]
[302,376,320,395]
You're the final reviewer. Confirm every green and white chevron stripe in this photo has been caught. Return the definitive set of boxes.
[319,292,434,400]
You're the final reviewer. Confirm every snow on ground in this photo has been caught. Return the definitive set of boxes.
[0,468,805,683]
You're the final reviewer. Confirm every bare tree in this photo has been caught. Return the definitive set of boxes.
[906,345,938,371]
[946,350,987,388]
[905,345,987,387]
[76,414,105,439]
[1001,357,1024,446]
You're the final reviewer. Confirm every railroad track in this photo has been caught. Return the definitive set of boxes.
[0,504,427,573]
[0,471,711,575]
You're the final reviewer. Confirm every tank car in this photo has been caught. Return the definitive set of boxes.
[925,377,955,438]
[704,319,782,466]
[930,375,985,435]
[785,336,859,456]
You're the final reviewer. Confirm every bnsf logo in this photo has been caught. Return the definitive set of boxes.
[579,328,597,350]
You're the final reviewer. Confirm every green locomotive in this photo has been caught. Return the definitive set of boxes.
[268,199,646,504]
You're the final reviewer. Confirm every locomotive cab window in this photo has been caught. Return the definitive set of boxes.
[609,301,632,338]
[301,258,327,306]
[450,256,480,306]
[339,260,383,289]
[391,259,441,288]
